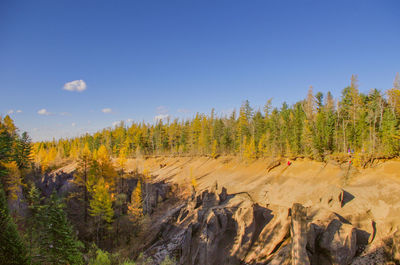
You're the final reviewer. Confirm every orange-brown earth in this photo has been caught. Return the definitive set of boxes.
[123,156,400,264]
[52,156,400,264]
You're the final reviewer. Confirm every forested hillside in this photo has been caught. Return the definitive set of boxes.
[0,115,174,264]
[34,75,400,169]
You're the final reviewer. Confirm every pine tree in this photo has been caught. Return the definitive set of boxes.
[0,185,28,265]
[31,76,400,162]
[42,193,84,264]
[257,133,268,157]
[75,143,92,223]
[14,132,31,170]
[26,186,83,264]
[238,101,252,154]
[0,120,13,187]
[381,108,398,156]
[26,184,42,263]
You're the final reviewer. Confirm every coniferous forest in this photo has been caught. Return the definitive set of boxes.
[1,75,400,264]
[33,74,400,168]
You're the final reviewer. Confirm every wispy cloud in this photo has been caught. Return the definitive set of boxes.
[71,122,76,127]
[177,108,190,114]
[154,114,170,121]
[112,119,134,127]
[102,108,112,114]
[156,105,169,114]
[154,105,170,121]
[60,112,71,116]
[37,108,51,116]
[63,80,87,92]
[6,109,22,115]
[112,121,121,127]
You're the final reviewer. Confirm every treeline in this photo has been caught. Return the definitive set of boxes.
[34,75,400,167]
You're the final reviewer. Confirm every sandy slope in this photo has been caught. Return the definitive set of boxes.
[125,156,400,248]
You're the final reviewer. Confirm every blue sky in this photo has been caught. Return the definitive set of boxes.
[1,0,399,141]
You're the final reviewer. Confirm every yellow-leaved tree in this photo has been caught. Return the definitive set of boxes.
[96,145,117,188]
[4,161,23,200]
[117,147,127,171]
[244,136,257,161]
[127,181,143,223]
[89,177,114,246]
[189,167,197,192]
[210,139,218,159]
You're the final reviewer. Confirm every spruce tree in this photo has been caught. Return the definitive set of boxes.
[27,187,83,265]
[0,185,28,265]
[381,109,398,156]
[43,193,83,264]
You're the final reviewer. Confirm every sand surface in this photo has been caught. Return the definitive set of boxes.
[124,156,400,245]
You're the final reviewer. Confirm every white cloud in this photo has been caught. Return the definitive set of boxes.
[60,112,71,116]
[63,80,87,92]
[71,123,76,127]
[154,114,170,121]
[37,108,51,115]
[112,119,134,127]
[102,108,112,114]
[6,109,23,115]
[154,105,170,121]
[156,105,168,114]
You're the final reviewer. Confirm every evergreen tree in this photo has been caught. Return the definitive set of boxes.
[30,76,400,162]
[0,185,28,265]
[75,143,92,223]
[14,132,32,170]
[381,108,399,156]
[42,193,84,264]
[26,187,83,264]
[0,120,13,187]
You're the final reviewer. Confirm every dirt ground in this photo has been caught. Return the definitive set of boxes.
[124,155,400,250]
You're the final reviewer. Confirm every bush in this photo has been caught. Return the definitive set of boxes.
[161,255,177,265]
[89,249,111,265]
